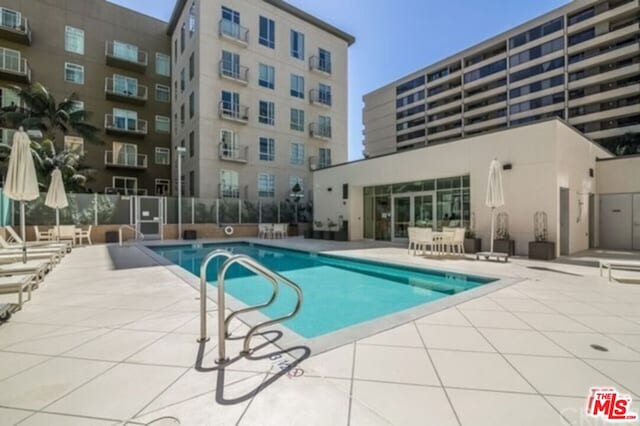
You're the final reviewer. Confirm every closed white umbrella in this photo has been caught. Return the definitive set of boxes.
[45,168,68,242]
[3,127,39,262]
[485,159,505,253]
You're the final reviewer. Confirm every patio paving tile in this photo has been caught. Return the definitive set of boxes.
[417,324,495,352]
[18,412,117,425]
[460,310,531,330]
[353,345,439,386]
[4,326,110,356]
[479,328,571,357]
[513,313,593,332]
[65,329,165,362]
[0,351,50,381]
[301,343,354,379]
[585,359,640,397]
[543,331,640,361]
[358,323,424,348]
[414,308,471,326]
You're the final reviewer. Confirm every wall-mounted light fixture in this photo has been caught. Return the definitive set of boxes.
[327,187,333,192]
[589,168,594,178]
[503,163,513,171]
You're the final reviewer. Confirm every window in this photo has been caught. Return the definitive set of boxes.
[113,177,138,194]
[290,142,304,165]
[155,179,170,195]
[69,100,84,113]
[189,53,195,80]
[155,84,170,103]
[0,47,20,74]
[568,28,595,46]
[64,136,84,154]
[189,2,196,37]
[509,37,564,67]
[221,50,241,79]
[259,100,275,125]
[189,170,195,196]
[259,137,275,161]
[509,17,563,49]
[64,63,84,84]
[317,48,332,74]
[112,41,139,62]
[112,74,138,96]
[510,92,565,115]
[258,172,275,197]
[290,74,304,98]
[65,26,84,55]
[112,142,138,166]
[289,176,304,194]
[0,8,20,30]
[221,6,241,40]
[180,22,186,53]
[180,68,185,92]
[189,131,195,157]
[397,104,425,120]
[509,57,565,83]
[220,169,239,198]
[318,115,332,137]
[510,75,564,99]
[155,147,170,165]
[396,76,425,95]
[173,39,177,63]
[189,92,195,118]
[290,30,305,59]
[0,86,19,109]
[259,64,275,89]
[221,90,240,116]
[156,53,170,76]
[259,16,275,48]
[290,108,304,131]
[318,148,331,168]
[112,108,138,131]
[318,84,332,106]
[463,59,506,84]
[155,115,170,133]
[180,104,185,127]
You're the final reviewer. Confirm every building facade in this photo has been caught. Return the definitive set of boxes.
[363,0,640,158]
[0,0,172,195]
[168,0,354,200]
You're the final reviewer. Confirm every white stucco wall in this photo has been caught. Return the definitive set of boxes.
[596,156,640,195]
[313,119,612,255]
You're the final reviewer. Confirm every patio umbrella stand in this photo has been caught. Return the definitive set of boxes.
[45,168,69,242]
[475,158,509,262]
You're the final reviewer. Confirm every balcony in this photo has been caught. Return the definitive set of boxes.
[569,83,640,108]
[219,143,248,163]
[427,85,462,102]
[309,89,332,108]
[569,104,640,126]
[218,184,248,199]
[568,63,640,90]
[0,12,31,45]
[104,78,148,105]
[586,124,640,140]
[464,116,507,133]
[104,187,148,196]
[104,114,148,138]
[569,0,639,33]
[568,43,638,73]
[308,156,331,171]
[104,151,148,169]
[218,101,249,124]
[426,69,462,88]
[568,22,640,56]
[0,53,30,83]
[105,41,148,73]
[427,127,462,142]
[218,60,249,84]
[309,56,332,76]
[219,19,249,46]
[309,123,332,140]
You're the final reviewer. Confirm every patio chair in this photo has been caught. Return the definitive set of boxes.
[5,226,71,252]
[451,228,466,256]
[49,225,77,248]
[34,226,52,242]
[408,227,418,255]
[415,228,434,255]
[439,227,456,255]
[75,225,93,246]
[258,224,272,239]
[0,274,36,308]
[272,224,287,239]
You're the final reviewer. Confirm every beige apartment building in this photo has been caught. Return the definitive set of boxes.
[0,0,172,196]
[168,0,354,200]
[363,0,640,158]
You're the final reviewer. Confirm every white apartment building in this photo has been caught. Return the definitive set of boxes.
[168,0,354,200]
[363,0,640,158]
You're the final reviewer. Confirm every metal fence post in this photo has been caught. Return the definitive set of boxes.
[191,197,195,224]
[94,193,98,226]
[277,202,281,223]
[238,200,242,224]
[216,199,220,225]
[258,200,262,224]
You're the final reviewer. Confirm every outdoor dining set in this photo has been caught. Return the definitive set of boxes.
[407,227,467,256]
[257,223,289,239]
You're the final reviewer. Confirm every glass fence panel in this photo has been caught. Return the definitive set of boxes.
[219,199,239,223]
[195,199,216,224]
[260,201,278,223]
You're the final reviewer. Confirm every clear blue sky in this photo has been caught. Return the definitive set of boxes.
[110,0,570,160]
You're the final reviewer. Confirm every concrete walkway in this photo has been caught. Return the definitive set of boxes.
[0,240,638,425]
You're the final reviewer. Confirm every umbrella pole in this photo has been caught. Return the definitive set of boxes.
[490,207,495,254]
[56,208,60,242]
[20,201,26,263]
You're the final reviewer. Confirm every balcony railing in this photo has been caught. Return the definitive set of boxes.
[105,41,148,72]
[218,101,249,123]
[309,56,332,75]
[104,187,148,196]
[104,114,148,137]
[309,89,332,107]
[219,19,249,45]
[0,11,31,45]
[218,60,249,84]
[308,156,331,171]
[104,151,148,169]
[219,143,248,163]
[104,78,148,104]
[218,183,248,199]
[309,122,332,140]
[0,54,30,83]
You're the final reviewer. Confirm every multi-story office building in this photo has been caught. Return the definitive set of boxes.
[363,0,640,158]
[168,0,354,199]
[0,0,172,195]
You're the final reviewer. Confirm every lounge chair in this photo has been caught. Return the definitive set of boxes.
[0,303,11,322]
[0,260,50,284]
[0,274,36,308]
[5,226,71,252]
[0,235,66,259]
[0,252,60,265]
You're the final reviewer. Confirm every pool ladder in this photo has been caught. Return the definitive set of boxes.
[198,249,303,364]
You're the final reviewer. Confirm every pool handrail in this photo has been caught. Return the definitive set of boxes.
[198,249,234,343]
[118,225,144,247]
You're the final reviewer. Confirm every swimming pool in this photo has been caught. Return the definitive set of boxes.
[151,242,496,339]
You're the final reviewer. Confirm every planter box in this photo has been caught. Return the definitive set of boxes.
[288,224,299,237]
[334,221,349,242]
[323,230,335,240]
[312,230,323,239]
[528,241,556,260]
[493,239,515,256]
[464,238,482,254]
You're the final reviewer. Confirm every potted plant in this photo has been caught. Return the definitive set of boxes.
[334,216,349,241]
[493,212,515,255]
[325,219,338,240]
[312,221,324,239]
[464,229,482,254]
[528,211,556,260]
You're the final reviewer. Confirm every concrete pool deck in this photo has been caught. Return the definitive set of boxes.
[0,238,638,425]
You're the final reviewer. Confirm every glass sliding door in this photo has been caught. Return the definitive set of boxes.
[414,194,434,228]
[392,196,411,239]
[392,191,436,240]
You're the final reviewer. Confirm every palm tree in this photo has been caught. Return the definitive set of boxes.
[601,133,640,156]
[0,82,101,191]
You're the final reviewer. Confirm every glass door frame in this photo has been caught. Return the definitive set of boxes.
[391,190,436,241]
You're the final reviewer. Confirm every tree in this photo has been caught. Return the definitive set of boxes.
[601,133,640,156]
[0,82,101,192]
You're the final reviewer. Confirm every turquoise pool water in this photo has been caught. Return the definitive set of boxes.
[151,243,495,338]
